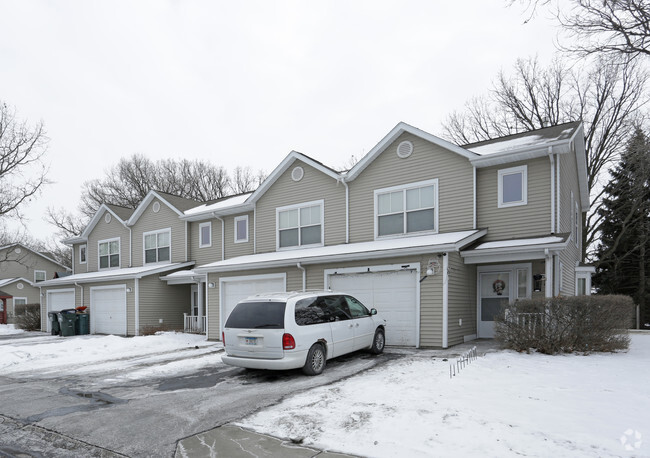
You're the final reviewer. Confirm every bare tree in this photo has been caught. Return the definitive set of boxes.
[0,102,49,220]
[443,55,648,260]
[231,166,266,194]
[513,0,650,58]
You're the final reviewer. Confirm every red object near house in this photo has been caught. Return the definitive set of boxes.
[0,290,11,325]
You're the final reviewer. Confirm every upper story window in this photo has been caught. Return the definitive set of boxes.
[199,222,211,248]
[144,229,171,264]
[277,200,323,249]
[34,270,46,282]
[99,238,120,269]
[375,179,438,238]
[235,215,249,243]
[79,244,87,264]
[498,165,527,208]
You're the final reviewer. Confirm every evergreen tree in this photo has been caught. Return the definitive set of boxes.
[594,127,650,326]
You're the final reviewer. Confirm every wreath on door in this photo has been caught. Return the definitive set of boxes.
[492,279,506,296]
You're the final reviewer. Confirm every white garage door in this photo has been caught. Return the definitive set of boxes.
[220,275,285,331]
[329,269,418,347]
[46,290,75,332]
[91,286,127,336]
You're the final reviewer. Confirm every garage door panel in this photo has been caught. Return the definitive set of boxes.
[329,270,417,347]
[221,277,285,330]
[91,287,126,336]
[46,290,75,332]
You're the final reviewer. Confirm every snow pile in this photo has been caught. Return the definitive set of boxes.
[239,334,650,457]
[0,332,218,376]
[0,324,24,335]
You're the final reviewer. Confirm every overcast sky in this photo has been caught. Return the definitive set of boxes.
[0,0,560,243]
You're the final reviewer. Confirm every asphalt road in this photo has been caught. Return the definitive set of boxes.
[0,336,400,458]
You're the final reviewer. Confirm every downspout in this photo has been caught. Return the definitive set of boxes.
[442,253,449,349]
[549,150,555,234]
[341,178,350,243]
[135,278,140,336]
[297,263,306,292]
[556,153,561,234]
[213,213,225,261]
[472,166,477,230]
[205,274,209,340]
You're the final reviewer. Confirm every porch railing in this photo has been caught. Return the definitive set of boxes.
[506,311,546,337]
[183,313,207,334]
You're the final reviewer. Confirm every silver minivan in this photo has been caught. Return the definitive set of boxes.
[221,291,386,375]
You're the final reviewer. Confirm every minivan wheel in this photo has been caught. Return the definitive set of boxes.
[302,344,326,376]
[370,328,385,354]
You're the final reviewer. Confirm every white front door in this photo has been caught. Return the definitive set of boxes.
[478,264,531,338]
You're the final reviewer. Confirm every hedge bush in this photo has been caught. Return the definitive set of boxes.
[495,295,634,354]
[14,304,42,331]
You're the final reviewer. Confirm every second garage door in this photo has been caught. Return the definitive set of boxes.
[220,275,286,332]
[328,269,418,347]
[91,286,127,336]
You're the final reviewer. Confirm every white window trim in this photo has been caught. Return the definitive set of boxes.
[373,178,439,240]
[79,244,87,264]
[143,228,172,265]
[98,237,121,270]
[498,165,528,208]
[276,200,325,251]
[34,270,46,283]
[199,222,212,248]
[234,215,249,244]
[13,297,27,305]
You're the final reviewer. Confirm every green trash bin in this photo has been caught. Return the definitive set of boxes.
[48,312,60,336]
[58,310,77,337]
[75,313,89,335]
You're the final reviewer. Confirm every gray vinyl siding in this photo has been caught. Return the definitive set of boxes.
[348,132,474,243]
[255,160,346,254]
[447,252,477,346]
[189,220,223,266]
[138,275,190,333]
[131,198,187,267]
[206,267,302,340]
[476,157,552,241]
[87,209,130,271]
[4,282,41,324]
[558,151,582,295]
[73,243,88,274]
[0,249,64,282]
[224,212,255,259]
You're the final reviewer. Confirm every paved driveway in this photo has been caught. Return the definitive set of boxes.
[0,333,399,457]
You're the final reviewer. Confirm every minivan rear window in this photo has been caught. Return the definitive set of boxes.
[225,301,286,329]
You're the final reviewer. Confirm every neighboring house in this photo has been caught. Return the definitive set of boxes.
[40,121,593,348]
[0,243,70,322]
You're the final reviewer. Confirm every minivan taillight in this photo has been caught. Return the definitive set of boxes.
[282,333,295,350]
[222,332,225,346]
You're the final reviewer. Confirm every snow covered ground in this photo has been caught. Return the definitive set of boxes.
[238,334,650,457]
[0,332,222,379]
[0,324,24,335]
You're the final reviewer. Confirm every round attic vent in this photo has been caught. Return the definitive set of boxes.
[104,213,112,224]
[152,201,161,213]
[17,283,23,290]
[397,140,414,158]
[291,166,304,182]
[15,247,21,254]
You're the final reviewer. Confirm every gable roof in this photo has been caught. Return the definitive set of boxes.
[0,277,34,288]
[105,204,135,221]
[63,203,130,245]
[0,244,69,270]
[182,192,254,221]
[126,190,202,225]
[344,122,478,181]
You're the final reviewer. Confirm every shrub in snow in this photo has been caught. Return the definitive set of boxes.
[14,305,41,331]
[495,295,634,354]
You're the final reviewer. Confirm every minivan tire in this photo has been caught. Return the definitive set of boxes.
[302,343,326,376]
[370,328,385,354]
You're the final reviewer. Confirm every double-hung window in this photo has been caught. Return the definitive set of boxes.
[277,201,323,249]
[234,215,249,243]
[99,238,120,269]
[375,179,438,238]
[144,229,171,264]
[498,165,527,208]
[34,270,46,282]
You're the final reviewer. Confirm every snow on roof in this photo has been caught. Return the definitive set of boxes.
[473,236,567,250]
[39,262,195,287]
[0,278,32,288]
[184,193,253,216]
[196,230,485,272]
[465,122,580,156]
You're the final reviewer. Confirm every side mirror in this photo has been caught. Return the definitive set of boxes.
[370,308,377,315]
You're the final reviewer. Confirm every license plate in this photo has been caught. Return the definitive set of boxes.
[244,337,258,346]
